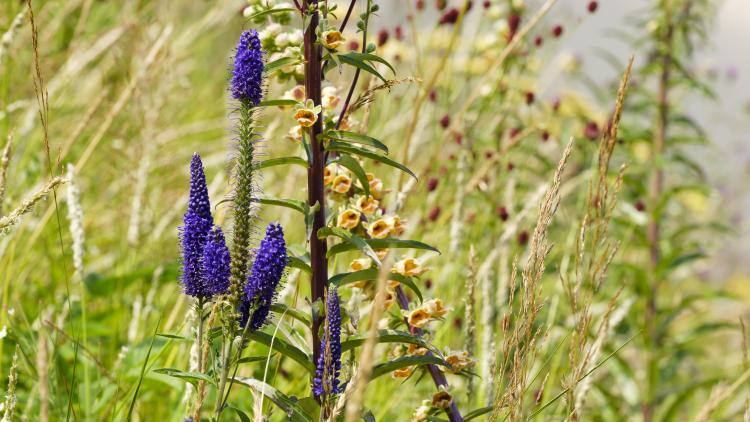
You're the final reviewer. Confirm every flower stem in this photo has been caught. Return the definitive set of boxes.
[303,0,328,372]
[395,287,463,422]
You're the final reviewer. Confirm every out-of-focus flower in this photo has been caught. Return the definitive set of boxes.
[392,257,428,277]
[367,218,393,239]
[283,85,306,102]
[322,86,341,109]
[287,125,303,142]
[322,30,345,50]
[444,350,475,373]
[387,215,405,236]
[412,402,431,422]
[431,388,453,409]
[332,174,353,194]
[408,344,429,356]
[423,298,448,318]
[392,366,413,378]
[408,308,431,328]
[355,195,379,215]
[349,258,372,271]
[366,173,385,198]
[337,209,361,230]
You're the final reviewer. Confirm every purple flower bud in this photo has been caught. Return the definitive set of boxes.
[231,30,264,105]
[202,226,231,296]
[188,153,212,220]
[240,223,288,330]
[313,288,342,398]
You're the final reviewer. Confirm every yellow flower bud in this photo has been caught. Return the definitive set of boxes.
[367,218,392,239]
[392,366,413,378]
[431,389,453,409]
[423,298,448,318]
[349,258,372,272]
[355,195,380,215]
[407,308,431,328]
[392,257,427,277]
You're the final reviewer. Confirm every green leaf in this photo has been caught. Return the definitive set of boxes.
[245,331,314,374]
[237,356,267,364]
[330,269,423,303]
[227,404,253,422]
[245,7,296,21]
[318,227,381,265]
[327,238,440,256]
[258,99,299,107]
[371,355,447,380]
[155,333,190,341]
[340,329,430,353]
[465,407,493,421]
[344,52,396,75]
[256,197,307,214]
[336,52,387,81]
[254,156,308,170]
[327,130,388,153]
[265,56,301,76]
[329,154,370,198]
[153,368,215,386]
[231,377,313,422]
[326,141,416,179]
[288,256,312,275]
[270,303,312,328]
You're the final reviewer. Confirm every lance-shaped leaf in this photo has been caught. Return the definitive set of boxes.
[256,196,307,215]
[270,303,312,328]
[245,7,296,21]
[326,141,416,180]
[329,269,423,303]
[370,355,448,380]
[244,331,314,374]
[344,52,396,75]
[231,377,313,422]
[328,238,440,257]
[254,156,308,170]
[288,256,312,275]
[265,56,301,76]
[318,227,381,265]
[258,99,299,107]
[336,53,387,82]
[153,368,215,386]
[326,130,388,153]
[340,329,432,353]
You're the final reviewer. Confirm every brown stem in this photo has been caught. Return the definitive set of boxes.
[395,287,463,422]
[303,0,328,373]
[643,4,675,422]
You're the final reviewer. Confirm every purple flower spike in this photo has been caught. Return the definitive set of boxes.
[240,223,287,329]
[313,288,342,398]
[180,154,215,298]
[202,226,231,296]
[231,30,264,105]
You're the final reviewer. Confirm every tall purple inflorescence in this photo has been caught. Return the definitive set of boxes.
[231,30,264,105]
[313,288,342,398]
[240,223,287,330]
[180,154,214,298]
[201,226,231,296]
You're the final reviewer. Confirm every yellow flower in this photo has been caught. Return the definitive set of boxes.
[367,218,392,239]
[366,173,385,198]
[388,279,401,288]
[407,308,431,328]
[322,86,340,109]
[445,350,475,373]
[392,257,427,277]
[324,165,335,185]
[294,108,318,127]
[375,249,389,261]
[392,366,413,378]
[349,258,372,271]
[423,298,448,318]
[283,85,306,102]
[381,288,397,308]
[387,215,405,236]
[287,125,303,142]
[431,389,453,409]
[332,174,352,194]
[337,209,361,230]
[412,403,431,422]
[355,195,379,215]
[321,30,345,50]
[408,344,429,356]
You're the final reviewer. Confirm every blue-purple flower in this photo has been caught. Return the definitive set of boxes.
[313,288,342,398]
[180,154,215,298]
[240,223,287,329]
[231,30,264,105]
[201,226,231,296]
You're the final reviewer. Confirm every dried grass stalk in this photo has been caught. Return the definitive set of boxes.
[0,177,66,235]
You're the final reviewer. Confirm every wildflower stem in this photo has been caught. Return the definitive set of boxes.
[395,287,464,422]
[303,0,328,372]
